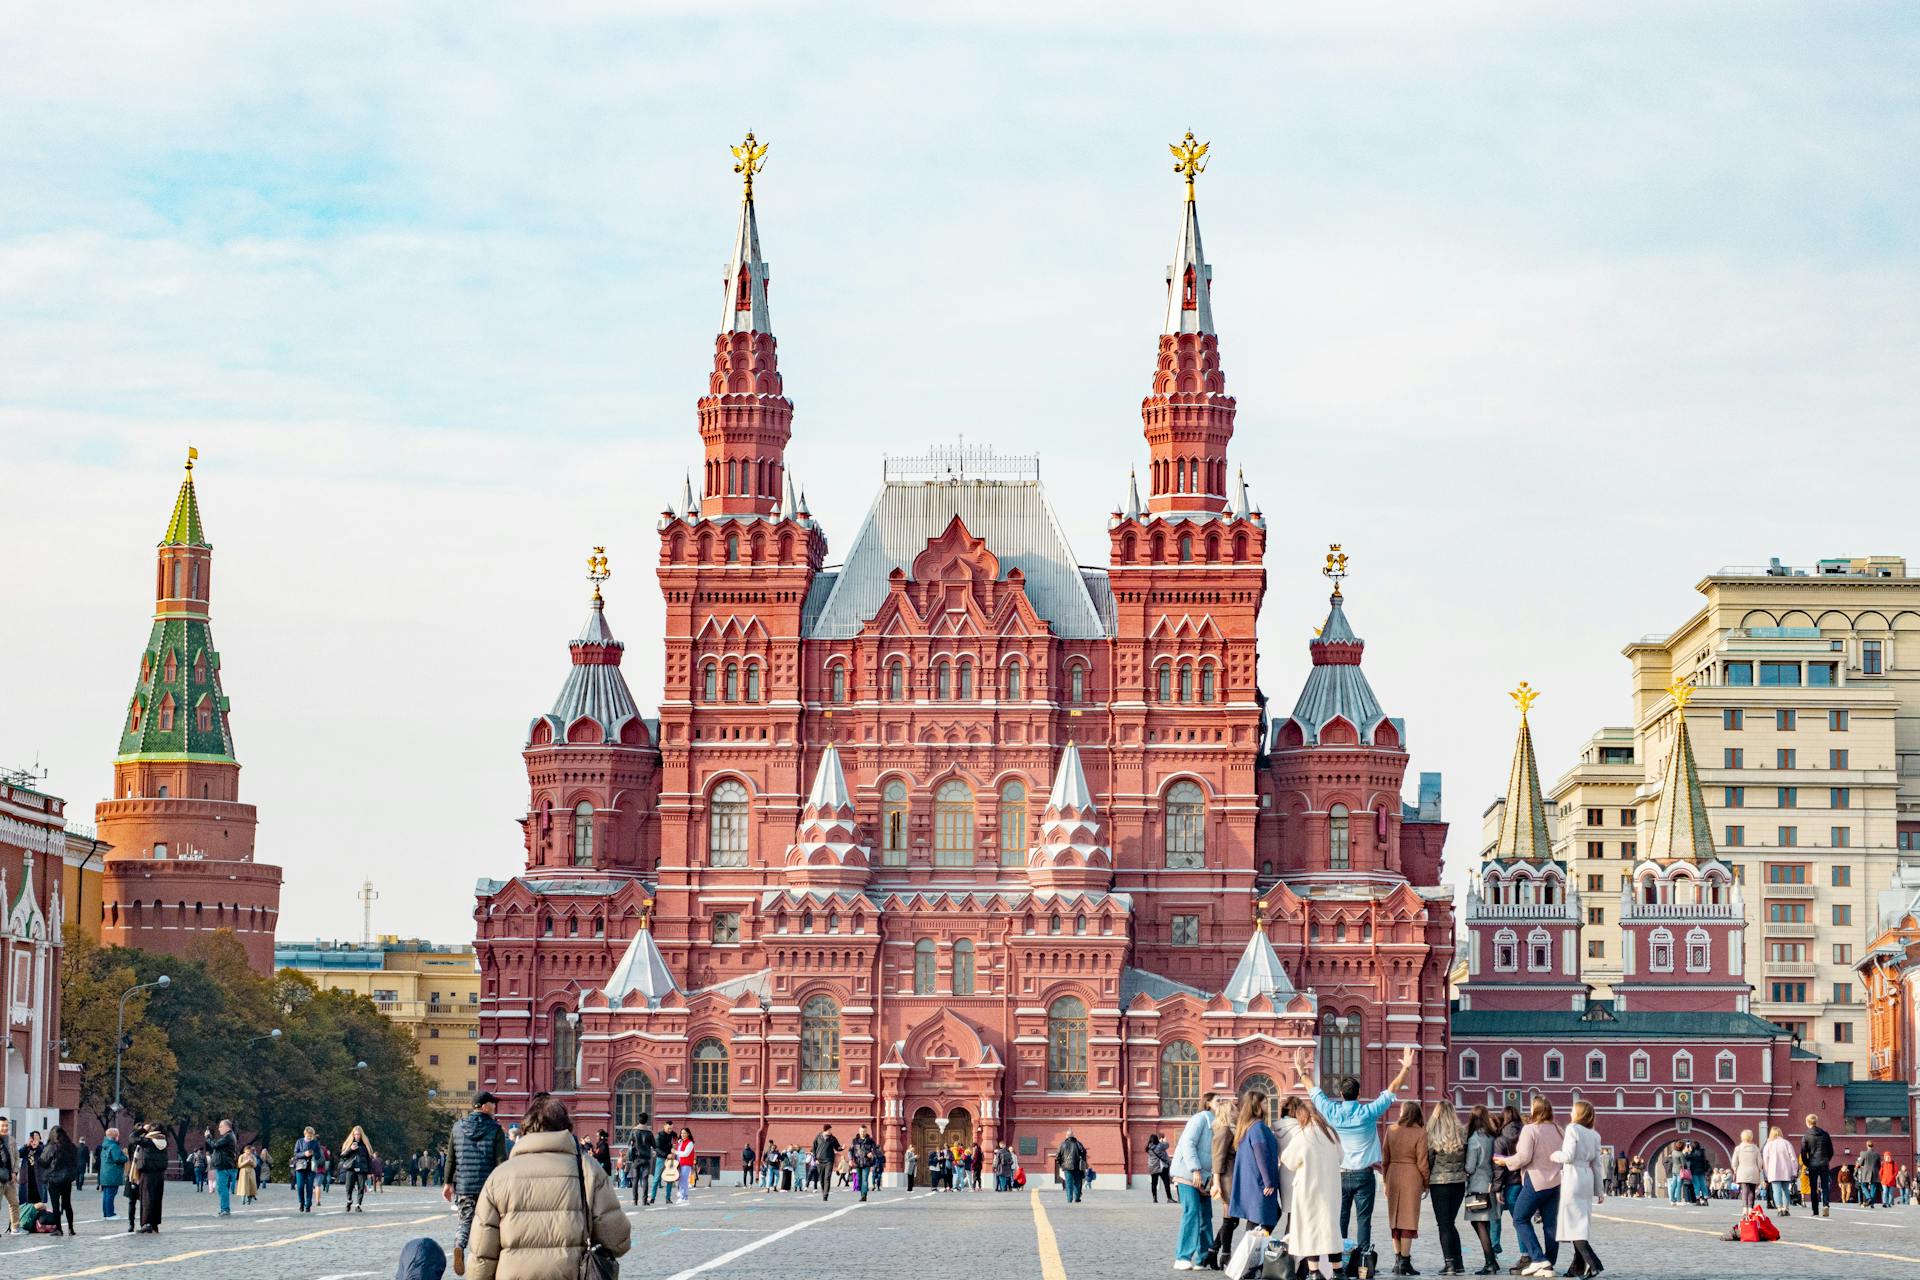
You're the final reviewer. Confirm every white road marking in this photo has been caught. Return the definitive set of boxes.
[662,1200,866,1280]
[0,1245,57,1256]
[313,1273,377,1279]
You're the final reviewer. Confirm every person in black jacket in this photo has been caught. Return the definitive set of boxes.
[1800,1114,1834,1218]
[627,1121,655,1206]
[811,1125,842,1203]
[849,1128,880,1202]
[338,1125,375,1212]
[38,1127,79,1235]
[132,1125,169,1232]
[654,1123,675,1203]
[19,1133,42,1209]
[442,1094,507,1275]
[204,1120,240,1216]
[0,1117,17,1235]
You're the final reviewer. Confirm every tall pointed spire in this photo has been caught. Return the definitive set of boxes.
[806,742,853,810]
[1143,131,1234,515]
[164,446,207,546]
[722,130,773,335]
[1233,467,1251,519]
[1493,683,1552,861]
[1125,468,1142,519]
[1646,679,1716,861]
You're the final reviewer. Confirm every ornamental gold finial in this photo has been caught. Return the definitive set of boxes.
[587,545,610,601]
[731,130,770,201]
[1667,676,1696,711]
[1169,130,1209,202]
[1256,897,1268,928]
[1510,681,1540,718]
[185,444,198,473]
[1322,543,1349,599]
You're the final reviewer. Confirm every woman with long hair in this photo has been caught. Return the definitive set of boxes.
[1228,1089,1285,1251]
[674,1127,696,1204]
[1461,1106,1500,1274]
[338,1125,376,1213]
[1426,1103,1468,1276]
[1279,1091,1343,1279]
[37,1126,79,1235]
[1207,1092,1241,1269]
[1550,1101,1606,1278]
[1488,1105,1523,1260]
[1383,1101,1430,1275]
[1494,1098,1564,1278]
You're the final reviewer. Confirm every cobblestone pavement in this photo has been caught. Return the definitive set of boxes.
[0,1179,1914,1280]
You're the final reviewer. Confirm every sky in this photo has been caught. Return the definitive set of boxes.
[2,2,1916,945]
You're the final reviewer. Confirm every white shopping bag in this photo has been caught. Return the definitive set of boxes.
[1224,1228,1271,1280]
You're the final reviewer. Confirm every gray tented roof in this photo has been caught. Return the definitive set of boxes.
[807,478,1109,639]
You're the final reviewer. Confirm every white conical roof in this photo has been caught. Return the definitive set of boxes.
[722,195,773,334]
[1125,469,1142,520]
[1222,927,1295,1012]
[1163,195,1214,335]
[807,743,853,810]
[604,926,677,1009]
[1234,468,1251,518]
[1047,741,1096,812]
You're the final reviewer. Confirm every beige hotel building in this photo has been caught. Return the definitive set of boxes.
[1487,556,1920,1073]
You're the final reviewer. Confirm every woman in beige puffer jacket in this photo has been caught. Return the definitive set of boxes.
[468,1099,632,1280]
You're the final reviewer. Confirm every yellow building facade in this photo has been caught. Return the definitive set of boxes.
[275,937,482,1103]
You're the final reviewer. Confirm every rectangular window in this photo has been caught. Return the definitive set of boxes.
[1619,808,1636,826]
[711,912,741,944]
[1620,840,1636,860]
[1830,787,1850,809]
[429,1054,439,1066]
[1808,663,1836,687]
[1861,641,1882,675]
[1718,1055,1737,1082]
[1830,748,1849,769]
[1586,808,1605,826]
[1778,787,1797,809]
[1777,826,1797,848]
[1769,982,1807,1003]
[1544,1056,1563,1081]
[1170,914,1199,946]
[1724,661,1753,686]
[1831,981,1853,1004]
[1831,826,1850,848]
[1777,709,1797,730]
[1777,748,1796,770]
[1780,1020,1809,1041]
[1766,863,1808,884]
[1832,943,1852,965]
[1501,1055,1521,1082]
[1586,840,1604,860]
[1768,942,1808,963]
[1587,907,1605,926]
[1586,874,1605,892]
[1833,1022,1854,1044]
[1724,708,1743,730]
[1724,748,1744,769]
[1632,1056,1649,1082]
[1600,745,1634,764]
[1766,902,1807,923]
[1587,939,1604,959]
[1724,825,1744,847]
[1831,864,1851,887]
[1673,1056,1692,1083]
[1725,787,1745,808]
[1761,663,1801,687]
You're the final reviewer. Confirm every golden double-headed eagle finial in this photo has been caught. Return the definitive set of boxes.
[587,546,610,600]
[731,130,770,201]
[1170,130,1209,201]
[1510,681,1540,717]
[1322,543,1349,599]
[1667,676,1696,711]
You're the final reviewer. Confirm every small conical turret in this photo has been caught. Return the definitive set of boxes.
[783,743,870,888]
[1028,741,1112,892]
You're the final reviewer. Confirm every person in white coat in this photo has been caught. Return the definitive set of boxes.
[1549,1101,1606,1278]
[1278,1095,1344,1280]
[1760,1126,1798,1214]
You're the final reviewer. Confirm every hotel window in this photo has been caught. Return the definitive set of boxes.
[1766,863,1807,884]
[1777,709,1796,730]
[710,912,741,944]
[998,781,1027,866]
[1767,902,1806,923]
[1861,641,1882,675]
[1770,981,1806,1003]
[1725,825,1744,847]
[1777,748,1796,770]
[1328,804,1351,870]
[1587,907,1605,926]
[1586,808,1605,826]
[1833,1022,1854,1044]
[1171,914,1200,946]
[1831,981,1853,1004]
[1829,708,1849,731]
[1761,663,1800,687]
[1830,787,1850,809]
[1724,709,1743,730]
[1808,662,1836,686]
[1830,748,1848,769]
[888,662,904,700]
[1777,826,1797,848]
[952,939,976,995]
[1831,864,1851,887]
[933,780,975,866]
[1725,661,1753,686]
[1831,826,1850,848]
[1778,787,1797,809]
[1768,942,1807,963]
[1724,748,1743,769]
[1587,939,1604,959]
[1832,944,1852,965]
[1165,782,1206,869]
[1586,840,1603,860]
[1005,659,1022,700]
[913,939,936,994]
[1725,787,1745,808]
[882,780,909,864]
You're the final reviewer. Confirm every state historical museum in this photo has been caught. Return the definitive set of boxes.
[473,138,1456,1181]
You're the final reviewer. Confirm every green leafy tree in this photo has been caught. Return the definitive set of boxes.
[60,925,177,1127]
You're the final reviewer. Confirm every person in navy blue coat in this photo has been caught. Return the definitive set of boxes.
[1229,1091,1285,1234]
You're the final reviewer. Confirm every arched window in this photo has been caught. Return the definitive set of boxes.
[953,939,976,995]
[998,780,1027,866]
[800,996,841,1092]
[1649,928,1674,973]
[572,801,594,866]
[745,663,761,702]
[1318,1010,1362,1085]
[551,1013,578,1091]
[935,661,951,700]
[1685,927,1710,972]
[709,780,749,867]
[913,939,936,994]
[1165,781,1206,868]
[934,780,974,866]
[702,663,717,701]
[1458,1050,1480,1081]
[1157,664,1172,702]
[613,1069,653,1135]
[957,659,974,700]
[1201,665,1216,702]
[1178,663,1193,702]
[1047,996,1088,1092]
[1160,1040,1200,1116]
[1006,659,1022,700]
[158,697,174,732]
[1493,928,1518,971]
[1329,804,1351,870]
[1179,535,1193,563]
[726,534,739,564]
[1528,927,1551,971]
[1241,1072,1279,1100]
[889,661,905,700]
[881,779,910,866]
[690,1038,730,1112]
[195,699,213,733]
[163,649,177,682]
[1069,664,1085,704]
[829,664,846,703]
[724,663,739,702]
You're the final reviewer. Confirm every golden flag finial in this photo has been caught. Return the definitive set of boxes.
[1667,676,1696,711]
[587,545,610,601]
[1509,681,1540,718]
[185,444,199,473]
[1169,130,1209,202]
[731,130,770,201]
[1322,543,1349,599]
[641,896,654,930]
[1256,897,1268,928]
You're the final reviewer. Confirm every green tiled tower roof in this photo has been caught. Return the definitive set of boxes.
[163,456,207,547]
[117,617,235,763]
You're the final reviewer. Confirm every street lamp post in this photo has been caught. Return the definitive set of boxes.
[112,975,169,1121]
[245,1029,283,1048]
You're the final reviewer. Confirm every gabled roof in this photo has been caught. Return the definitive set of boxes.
[807,479,1107,639]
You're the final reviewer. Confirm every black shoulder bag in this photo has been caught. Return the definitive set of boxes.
[573,1145,621,1280]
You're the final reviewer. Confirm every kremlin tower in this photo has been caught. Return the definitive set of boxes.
[96,452,282,973]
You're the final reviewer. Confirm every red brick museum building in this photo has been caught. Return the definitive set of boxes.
[472,152,1458,1179]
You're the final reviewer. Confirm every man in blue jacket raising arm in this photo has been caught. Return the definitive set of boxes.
[1296,1043,1417,1278]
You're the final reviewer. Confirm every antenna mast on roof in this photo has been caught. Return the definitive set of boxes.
[358,877,380,946]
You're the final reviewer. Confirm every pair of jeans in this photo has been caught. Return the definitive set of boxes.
[1768,1180,1791,1209]
[1487,1182,1514,1253]
[345,1170,369,1208]
[1429,1181,1466,1267]
[1176,1182,1214,1264]
[1063,1169,1084,1202]
[676,1165,692,1202]
[1692,1174,1709,1202]
[1510,1179,1559,1267]
[1339,1168,1377,1266]
[101,1184,118,1218]
[651,1156,668,1203]
[293,1170,316,1212]
[216,1168,236,1214]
